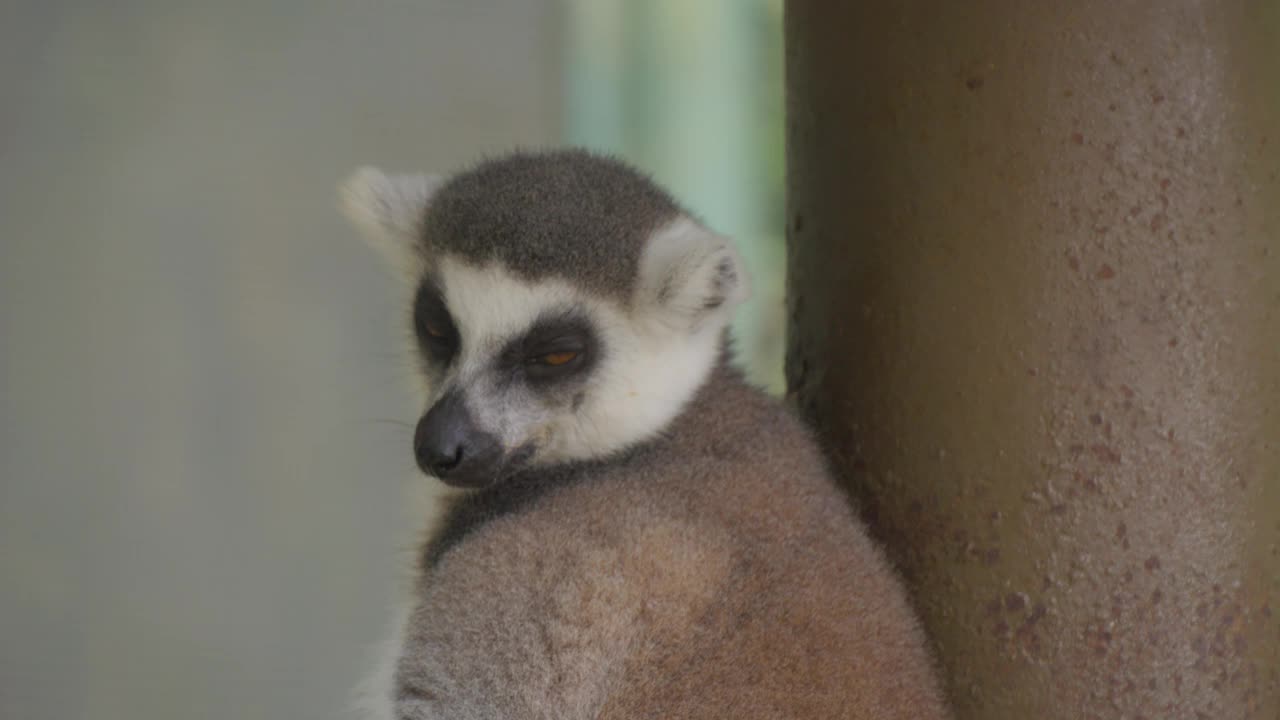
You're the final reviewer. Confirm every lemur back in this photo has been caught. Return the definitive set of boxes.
[341,150,951,720]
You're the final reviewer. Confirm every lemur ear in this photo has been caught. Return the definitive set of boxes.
[339,166,443,276]
[636,216,751,332]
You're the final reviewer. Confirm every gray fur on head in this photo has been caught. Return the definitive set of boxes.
[424,150,682,302]
[341,150,741,305]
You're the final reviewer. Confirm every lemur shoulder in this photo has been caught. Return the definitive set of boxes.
[340,149,951,720]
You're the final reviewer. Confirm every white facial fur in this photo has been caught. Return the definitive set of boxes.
[339,165,752,467]
[434,253,738,466]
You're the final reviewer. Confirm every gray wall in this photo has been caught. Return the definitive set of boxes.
[0,3,560,719]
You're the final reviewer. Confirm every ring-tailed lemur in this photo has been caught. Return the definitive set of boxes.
[340,149,951,720]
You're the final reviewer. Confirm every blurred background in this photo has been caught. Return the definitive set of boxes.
[0,2,784,718]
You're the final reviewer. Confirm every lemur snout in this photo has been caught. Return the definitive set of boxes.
[414,391,501,488]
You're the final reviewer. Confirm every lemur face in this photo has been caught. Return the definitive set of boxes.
[409,252,725,487]
[341,151,749,489]
[410,259,609,486]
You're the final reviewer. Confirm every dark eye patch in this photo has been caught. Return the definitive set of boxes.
[413,279,459,366]
[499,311,599,385]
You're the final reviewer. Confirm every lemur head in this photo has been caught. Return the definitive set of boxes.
[341,150,750,488]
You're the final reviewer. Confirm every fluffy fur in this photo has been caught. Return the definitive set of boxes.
[341,167,442,279]
[341,150,951,719]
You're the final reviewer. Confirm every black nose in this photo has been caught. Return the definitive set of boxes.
[413,391,502,488]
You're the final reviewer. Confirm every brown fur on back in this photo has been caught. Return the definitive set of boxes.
[395,360,952,719]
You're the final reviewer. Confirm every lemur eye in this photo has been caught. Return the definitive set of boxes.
[422,320,447,339]
[536,350,578,366]
[416,313,454,346]
[413,281,456,355]
[510,316,595,383]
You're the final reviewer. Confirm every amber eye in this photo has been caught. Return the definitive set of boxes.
[422,320,447,339]
[538,350,579,366]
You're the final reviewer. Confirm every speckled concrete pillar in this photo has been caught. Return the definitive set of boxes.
[784,2,1280,718]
